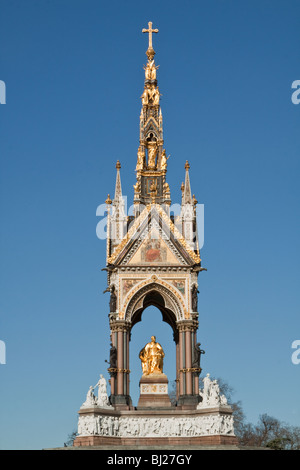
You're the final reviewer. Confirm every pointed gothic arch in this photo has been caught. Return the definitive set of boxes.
[108,278,201,407]
[125,281,185,332]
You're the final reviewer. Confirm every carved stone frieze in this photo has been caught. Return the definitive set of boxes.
[77,412,235,438]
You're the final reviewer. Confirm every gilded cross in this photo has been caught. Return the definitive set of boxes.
[142,21,159,50]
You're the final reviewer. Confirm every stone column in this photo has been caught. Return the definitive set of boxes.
[109,331,117,397]
[175,336,180,400]
[117,329,124,396]
[193,329,199,395]
[185,327,193,395]
[109,320,131,408]
[177,320,199,408]
[178,327,185,397]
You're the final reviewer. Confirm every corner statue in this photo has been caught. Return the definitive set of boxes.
[139,336,165,376]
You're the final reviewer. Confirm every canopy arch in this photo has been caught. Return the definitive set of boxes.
[125,281,185,334]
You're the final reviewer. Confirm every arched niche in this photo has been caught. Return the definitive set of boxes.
[125,282,185,340]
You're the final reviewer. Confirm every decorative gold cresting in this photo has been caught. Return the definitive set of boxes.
[142,21,159,60]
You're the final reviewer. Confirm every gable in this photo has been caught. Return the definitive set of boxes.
[128,228,183,265]
[107,204,201,266]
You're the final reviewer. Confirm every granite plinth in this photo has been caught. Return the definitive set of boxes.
[137,373,171,408]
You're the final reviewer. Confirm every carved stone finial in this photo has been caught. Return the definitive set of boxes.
[105,194,112,205]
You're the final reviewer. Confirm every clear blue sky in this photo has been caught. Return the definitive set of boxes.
[0,0,299,450]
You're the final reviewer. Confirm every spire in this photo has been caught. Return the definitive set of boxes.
[183,161,192,205]
[111,161,126,249]
[179,160,195,248]
[114,161,122,201]
[134,22,170,208]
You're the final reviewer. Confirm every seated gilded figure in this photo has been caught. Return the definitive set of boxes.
[139,335,165,376]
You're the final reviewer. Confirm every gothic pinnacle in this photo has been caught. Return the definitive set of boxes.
[183,162,192,204]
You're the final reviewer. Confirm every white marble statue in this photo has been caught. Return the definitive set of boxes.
[94,374,112,408]
[198,373,228,408]
[81,385,97,408]
[77,373,235,440]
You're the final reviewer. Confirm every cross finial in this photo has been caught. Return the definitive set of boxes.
[142,21,159,60]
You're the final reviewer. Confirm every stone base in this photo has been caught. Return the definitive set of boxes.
[177,394,201,410]
[73,405,238,448]
[110,394,132,410]
[74,434,238,447]
[137,373,171,409]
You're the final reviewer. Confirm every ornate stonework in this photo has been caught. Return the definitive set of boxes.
[74,23,238,447]
[101,22,207,410]
[77,412,235,438]
[75,375,237,446]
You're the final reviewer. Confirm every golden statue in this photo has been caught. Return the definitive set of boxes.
[149,179,158,203]
[144,60,159,80]
[152,87,160,105]
[133,180,141,193]
[163,182,170,194]
[139,336,165,375]
[136,146,145,171]
[141,87,149,105]
[147,142,157,169]
[160,149,170,170]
